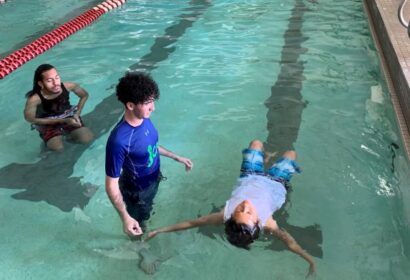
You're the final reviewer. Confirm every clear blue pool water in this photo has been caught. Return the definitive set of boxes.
[0,0,410,279]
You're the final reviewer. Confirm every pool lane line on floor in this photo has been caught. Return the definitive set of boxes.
[0,0,211,212]
[263,0,323,258]
[0,0,126,80]
[264,0,310,158]
[128,0,211,72]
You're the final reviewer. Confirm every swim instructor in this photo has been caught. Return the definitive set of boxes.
[105,72,193,237]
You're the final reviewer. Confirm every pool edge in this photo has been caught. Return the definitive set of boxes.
[363,0,410,162]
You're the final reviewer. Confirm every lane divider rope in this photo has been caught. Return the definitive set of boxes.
[0,0,126,79]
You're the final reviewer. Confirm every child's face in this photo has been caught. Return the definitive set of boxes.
[232,200,259,227]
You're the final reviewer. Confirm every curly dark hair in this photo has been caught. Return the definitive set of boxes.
[116,72,160,105]
[224,218,261,250]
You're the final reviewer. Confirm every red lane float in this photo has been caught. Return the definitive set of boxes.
[0,0,126,79]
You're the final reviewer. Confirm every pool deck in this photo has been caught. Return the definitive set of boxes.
[363,0,410,161]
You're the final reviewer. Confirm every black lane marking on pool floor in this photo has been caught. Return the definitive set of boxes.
[185,1,322,259]
[0,0,211,212]
[129,0,211,72]
[264,0,309,156]
[264,0,323,258]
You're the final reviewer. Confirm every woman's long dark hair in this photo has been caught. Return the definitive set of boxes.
[25,64,55,98]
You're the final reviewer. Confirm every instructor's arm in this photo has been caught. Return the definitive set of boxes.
[105,176,142,237]
[158,145,193,171]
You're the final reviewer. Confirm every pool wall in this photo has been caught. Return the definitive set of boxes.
[364,0,410,260]
[364,0,410,161]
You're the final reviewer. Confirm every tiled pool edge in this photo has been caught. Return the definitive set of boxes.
[363,0,410,162]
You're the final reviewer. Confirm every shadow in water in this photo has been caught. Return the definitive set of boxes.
[265,201,323,258]
[263,0,323,257]
[0,0,211,212]
[198,0,323,258]
[197,201,322,258]
[265,0,310,156]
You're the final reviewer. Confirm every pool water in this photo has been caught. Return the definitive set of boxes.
[0,0,409,279]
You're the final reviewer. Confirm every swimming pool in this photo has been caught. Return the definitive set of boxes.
[0,0,409,279]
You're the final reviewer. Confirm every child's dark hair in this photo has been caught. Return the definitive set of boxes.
[116,72,160,105]
[224,218,261,250]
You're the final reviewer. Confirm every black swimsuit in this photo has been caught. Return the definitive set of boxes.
[36,84,71,118]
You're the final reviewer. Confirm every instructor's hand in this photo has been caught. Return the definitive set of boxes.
[123,217,143,237]
[175,156,193,171]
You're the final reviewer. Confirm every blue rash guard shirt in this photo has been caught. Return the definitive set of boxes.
[105,118,160,184]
